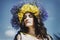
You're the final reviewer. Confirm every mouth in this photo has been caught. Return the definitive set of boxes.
[26,21,30,23]
[26,22,30,23]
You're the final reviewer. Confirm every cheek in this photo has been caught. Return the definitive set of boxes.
[24,18,34,25]
[24,19,26,24]
[30,18,34,24]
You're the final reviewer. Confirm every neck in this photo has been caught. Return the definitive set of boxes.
[28,26,35,36]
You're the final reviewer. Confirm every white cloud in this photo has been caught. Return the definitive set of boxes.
[5,29,17,37]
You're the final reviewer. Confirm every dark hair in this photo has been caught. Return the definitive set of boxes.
[10,4,51,40]
[10,3,48,30]
[20,12,48,38]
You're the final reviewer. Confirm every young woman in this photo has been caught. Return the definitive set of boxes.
[11,4,53,40]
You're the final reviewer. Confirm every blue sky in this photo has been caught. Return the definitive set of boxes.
[0,0,60,40]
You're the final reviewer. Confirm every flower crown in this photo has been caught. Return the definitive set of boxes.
[18,4,40,23]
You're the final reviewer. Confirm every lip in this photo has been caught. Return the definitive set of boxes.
[26,21,30,23]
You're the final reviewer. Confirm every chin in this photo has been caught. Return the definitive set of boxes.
[25,23,33,27]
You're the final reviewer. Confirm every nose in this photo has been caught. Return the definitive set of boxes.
[25,16,29,22]
[26,16,29,19]
[25,16,30,22]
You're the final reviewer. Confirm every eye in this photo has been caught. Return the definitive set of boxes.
[29,15,33,18]
[24,15,26,19]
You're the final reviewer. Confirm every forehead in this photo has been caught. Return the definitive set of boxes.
[25,12,31,16]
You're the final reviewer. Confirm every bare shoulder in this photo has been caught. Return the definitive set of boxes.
[14,31,21,40]
[17,34,21,40]
[47,34,53,40]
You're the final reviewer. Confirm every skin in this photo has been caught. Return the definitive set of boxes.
[24,13,34,27]
[24,13,35,36]
[17,13,52,40]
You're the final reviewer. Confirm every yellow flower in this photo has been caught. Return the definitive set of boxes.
[18,4,40,23]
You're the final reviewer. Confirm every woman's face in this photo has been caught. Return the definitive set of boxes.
[24,13,34,27]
